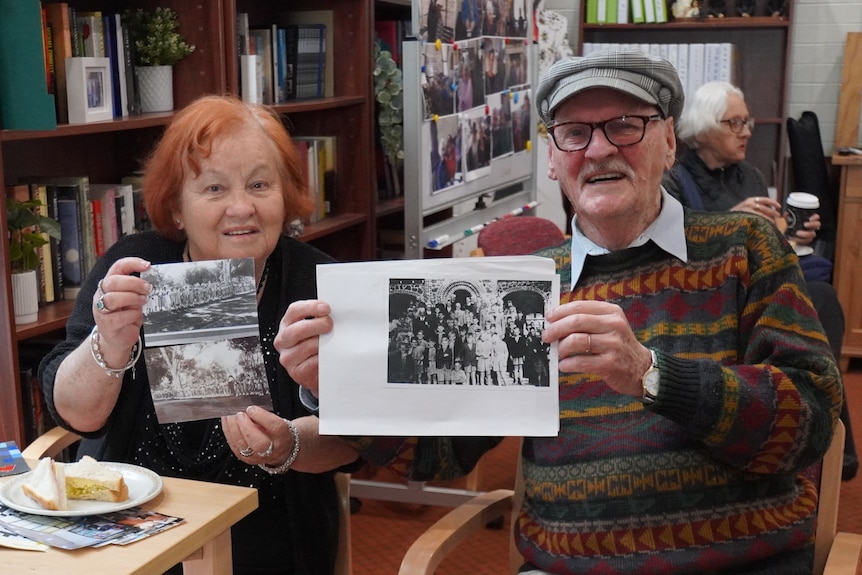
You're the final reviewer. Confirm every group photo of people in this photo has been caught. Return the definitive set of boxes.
[387,277,552,387]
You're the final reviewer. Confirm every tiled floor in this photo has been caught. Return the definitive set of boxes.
[351,363,862,575]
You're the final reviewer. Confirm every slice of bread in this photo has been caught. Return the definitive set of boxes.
[64,456,129,503]
[21,457,68,510]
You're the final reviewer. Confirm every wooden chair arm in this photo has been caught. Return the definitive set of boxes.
[398,489,514,575]
[823,532,862,574]
[21,427,81,460]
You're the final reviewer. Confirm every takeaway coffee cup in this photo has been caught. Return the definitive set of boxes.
[785,192,820,237]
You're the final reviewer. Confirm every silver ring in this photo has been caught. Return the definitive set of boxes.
[96,279,106,296]
[239,446,254,458]
[96,294,112,314]
[586,333,591,355]
[755,198,760,205]
[257,441,274,458]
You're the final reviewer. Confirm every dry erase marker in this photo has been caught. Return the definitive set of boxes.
[464,224,485,236]
[427,234,449,248]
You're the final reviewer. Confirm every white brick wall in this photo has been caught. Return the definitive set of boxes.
[544,0,862,151]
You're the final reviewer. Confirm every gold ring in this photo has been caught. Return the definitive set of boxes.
[586,333,591,355]
[96,294,112,314]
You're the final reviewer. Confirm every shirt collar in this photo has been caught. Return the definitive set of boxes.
[569,187,688,289]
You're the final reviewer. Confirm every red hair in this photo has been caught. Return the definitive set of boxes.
[142,94,313,241]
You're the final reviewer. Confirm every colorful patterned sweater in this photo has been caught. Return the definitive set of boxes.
[350,209,842,575]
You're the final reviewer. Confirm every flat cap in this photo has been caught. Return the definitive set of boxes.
[536,50,684,125]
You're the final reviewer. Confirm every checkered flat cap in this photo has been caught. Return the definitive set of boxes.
[536,50,684,125]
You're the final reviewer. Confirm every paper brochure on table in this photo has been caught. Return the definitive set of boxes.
[317,256,559,436]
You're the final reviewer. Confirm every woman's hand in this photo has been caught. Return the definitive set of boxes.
[543,300,652,398]
[91,257,152,367]
[789,213,821,246]
[222,407,359,472]
[732,196,782,223]
[273,300,333,397]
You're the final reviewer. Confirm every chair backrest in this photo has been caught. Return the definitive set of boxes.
[23,428,353,575]
[474,216,566,257]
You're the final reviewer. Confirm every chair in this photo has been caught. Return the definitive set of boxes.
[22,427,353,575]
[399,421,862,575]
[470,215,566,257]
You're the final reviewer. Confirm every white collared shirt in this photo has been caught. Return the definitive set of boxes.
[568,187,688,289]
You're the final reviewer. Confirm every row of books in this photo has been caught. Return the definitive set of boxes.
[5,175,149,303]
[585,0,668,24]
[582,42,739,101]
[295,136,337,224]
[236,11,333,105]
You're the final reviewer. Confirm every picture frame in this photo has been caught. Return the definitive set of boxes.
[65,57,113,124]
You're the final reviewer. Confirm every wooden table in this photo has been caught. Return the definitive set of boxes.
[1,471,258,575]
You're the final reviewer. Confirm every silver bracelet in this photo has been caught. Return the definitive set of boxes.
[90,325,142,378]
[258,418,300,475]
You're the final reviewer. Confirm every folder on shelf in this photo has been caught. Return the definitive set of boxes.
[0,0,57,130]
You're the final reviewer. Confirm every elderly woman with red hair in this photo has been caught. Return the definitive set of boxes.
[38,95,359,574]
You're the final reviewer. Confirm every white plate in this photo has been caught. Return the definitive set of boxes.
[0,462,162,517]
[793,244,814,257]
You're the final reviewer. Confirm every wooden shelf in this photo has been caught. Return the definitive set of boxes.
[582,16,789,31]
[0,0,378,446]
[376,196,405,217]
[14,300,75,342]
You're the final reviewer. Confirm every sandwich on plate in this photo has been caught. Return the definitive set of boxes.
[21,457,68,510]
[64,456,129,503]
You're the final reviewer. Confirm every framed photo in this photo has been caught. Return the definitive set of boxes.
[65,57,113,124]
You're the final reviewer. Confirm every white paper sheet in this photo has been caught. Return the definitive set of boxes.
[317,256,560,436]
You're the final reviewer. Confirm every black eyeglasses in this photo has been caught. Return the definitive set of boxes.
[720,117,755,134]
[547,115,663,152]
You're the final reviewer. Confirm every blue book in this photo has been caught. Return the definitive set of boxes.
[57,198,83,292]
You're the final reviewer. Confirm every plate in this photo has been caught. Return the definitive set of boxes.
[0,462,162,517]
[793,244,814,257]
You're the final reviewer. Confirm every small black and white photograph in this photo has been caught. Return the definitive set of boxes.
[144,336,270,424]
[387,277,552,387]
[316,257,560,437]
[139,258,271,424]
[421,42,456,119]
[141,258,258,347]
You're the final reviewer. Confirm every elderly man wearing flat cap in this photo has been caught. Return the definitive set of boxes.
[274,51,843,575]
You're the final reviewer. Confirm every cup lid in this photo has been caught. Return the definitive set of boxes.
[787,192,819,209]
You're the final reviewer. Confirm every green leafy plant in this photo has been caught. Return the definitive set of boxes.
[6,198,61,273]
[373,42,404,172]
[123,7,195,67]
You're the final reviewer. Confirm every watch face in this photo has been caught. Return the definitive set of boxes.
[644,369,659,397]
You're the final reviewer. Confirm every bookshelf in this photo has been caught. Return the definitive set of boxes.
[577,0,795,191]
[0,0,376,446]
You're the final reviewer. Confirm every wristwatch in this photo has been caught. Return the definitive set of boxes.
[641,348,660,405]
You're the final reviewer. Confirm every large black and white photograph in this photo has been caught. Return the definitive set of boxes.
[140,258,271,424]
[316,256,560,436]
[387,277,552,387]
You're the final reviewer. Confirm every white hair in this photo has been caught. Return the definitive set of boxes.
[676,81,745,148]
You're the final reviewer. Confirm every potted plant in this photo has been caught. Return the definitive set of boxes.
[122,7,195,113]
[5,198,61,324]
[373,42,404,197]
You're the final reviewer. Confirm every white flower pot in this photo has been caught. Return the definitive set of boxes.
[137,65,174,113]
[12,270,39,325]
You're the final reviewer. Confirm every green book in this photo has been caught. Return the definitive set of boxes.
[0,0,57,130]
